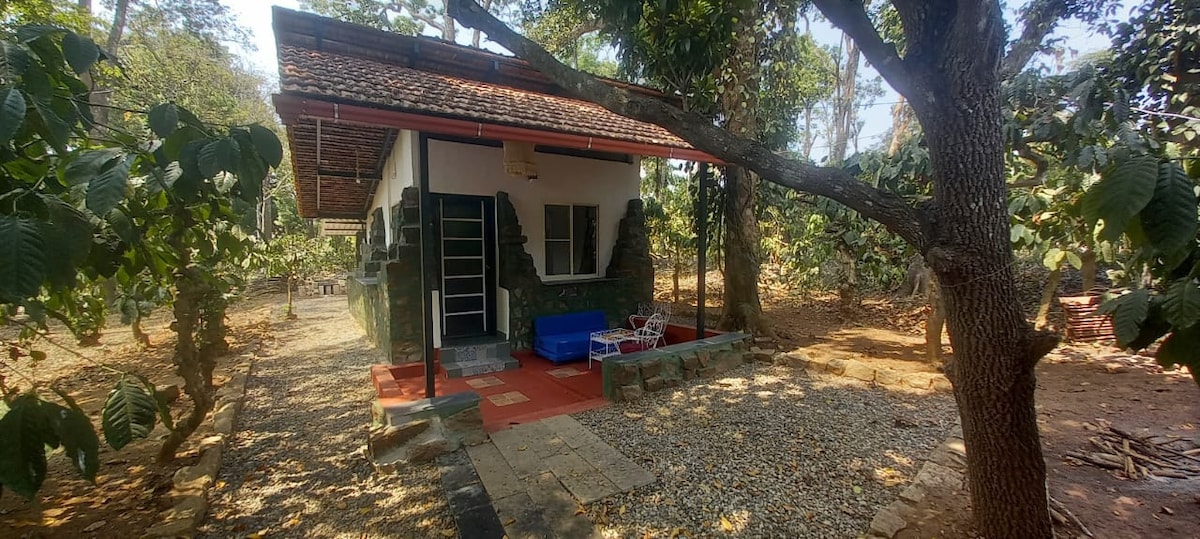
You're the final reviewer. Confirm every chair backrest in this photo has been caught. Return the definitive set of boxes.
[636,313,667,338]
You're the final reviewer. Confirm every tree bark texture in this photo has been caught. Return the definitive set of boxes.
[1034,268,1062,329]
[1081,250,1097,292]
[716,5,770,335]
[830,33,860,165]
[906,4,1056,533]
[925,273,945,362]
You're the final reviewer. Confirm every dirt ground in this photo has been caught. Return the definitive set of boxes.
[662,269,1200,537]
[0,295,277,538]
[3,270,1197,537]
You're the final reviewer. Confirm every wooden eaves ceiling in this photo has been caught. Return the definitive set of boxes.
[286,119,397,219]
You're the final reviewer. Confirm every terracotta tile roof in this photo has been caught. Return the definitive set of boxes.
[278,44,692,150]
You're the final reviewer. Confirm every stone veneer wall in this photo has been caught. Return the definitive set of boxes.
[347,187,425,364]
[602,333,754,402]
[497,192,653,350]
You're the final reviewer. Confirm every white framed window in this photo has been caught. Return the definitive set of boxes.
[545,204,598,277]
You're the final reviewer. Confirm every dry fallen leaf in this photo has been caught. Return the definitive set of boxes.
[518,445,527,451]
[619,505,627,516]
[719,516,734,532]
[440,529,456,537]
[502,518,517,526]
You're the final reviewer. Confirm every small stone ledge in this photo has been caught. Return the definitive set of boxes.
[369,390,487,469]
[776,349,953,392]
[146,361,253,538]
[865,423,969,538]
[602,333,753,402]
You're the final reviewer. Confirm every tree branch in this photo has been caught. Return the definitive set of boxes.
[1000,0,1070,79]
[447,0,926,250]
[811,0,918,100]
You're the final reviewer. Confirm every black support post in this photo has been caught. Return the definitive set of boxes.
[696,163,708,341]
[419,134,437,399]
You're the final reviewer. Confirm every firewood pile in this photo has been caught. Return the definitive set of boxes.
[1065,425,1200,479]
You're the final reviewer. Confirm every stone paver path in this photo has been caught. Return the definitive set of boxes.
[467,415,655,538]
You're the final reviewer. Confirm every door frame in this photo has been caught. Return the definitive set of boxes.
[432,192,497,341]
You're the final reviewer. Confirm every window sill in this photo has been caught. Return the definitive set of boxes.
[541,276,617,285]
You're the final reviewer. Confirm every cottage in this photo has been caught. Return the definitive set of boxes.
[271,8,753,425]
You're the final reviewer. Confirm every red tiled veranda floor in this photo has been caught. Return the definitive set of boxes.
[373,351,607,433]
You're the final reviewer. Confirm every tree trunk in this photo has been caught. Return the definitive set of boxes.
[829,33,860,165]
[198,289,227,390]
[132,313,150,348]
[716,5,771,336]
[672,258,681,304]
[918,56,1055,536]
[1034,268,1062,330]
[286,275,296,319]
[925,273,945,362]
[158,269,212,463]
[90,0,129,130]
[888,96,914,156]
[836,245,858,311]
[1080,249,1097,292]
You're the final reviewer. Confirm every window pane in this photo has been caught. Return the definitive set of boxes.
[442,199,482,219]
[444,258,482,277]
[545,205,570,240]
[443,239,482,257]
[545,241,571,275]
[573,205,597,274]
[443,220,482,239]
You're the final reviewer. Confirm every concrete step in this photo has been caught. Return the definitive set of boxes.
[443,356,520,378]
[439,340,511,362]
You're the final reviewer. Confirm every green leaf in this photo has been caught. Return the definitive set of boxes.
[85,156,131,216]
[132,374,174,431]
[1042,248,1065,270]
[198,137,240,178]
[1081,156,1159,241]
[40,400,99,481]
[63,148,123,186]
[100,379,157,450]
[29,99,72,152]
[1140,161,1198,256]
[0,40,31,80]
[147,103,179,138]
[44,196,91,266]
[0,216,47,301]
[1065,251,1083,270]
[0,395,51,499]
[1157,331,1200,387]
[0,88,27,145]
[16,25,61,43]
[1163,279,1200,329]
[107,208,134,243]
[1097,289,1151,346]
[248,124,283,168]
[60,31,99,74]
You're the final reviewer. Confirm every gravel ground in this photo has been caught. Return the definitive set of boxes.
[198,296,457,539]
[576,363,957,538]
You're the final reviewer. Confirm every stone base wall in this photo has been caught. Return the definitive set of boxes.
[347,275,390,356]
[348,187,425,365]
[497,192,653,350]
[601,333,754,402]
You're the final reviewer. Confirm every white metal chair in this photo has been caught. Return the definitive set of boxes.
[629,301,671,330]
[633,313,668,350]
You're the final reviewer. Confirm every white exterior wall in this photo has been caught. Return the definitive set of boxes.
[369,135,640,346]
[426,139,642,280]
[368,130,419,244]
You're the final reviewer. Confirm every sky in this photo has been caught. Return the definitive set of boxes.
[223,0,1120,159]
